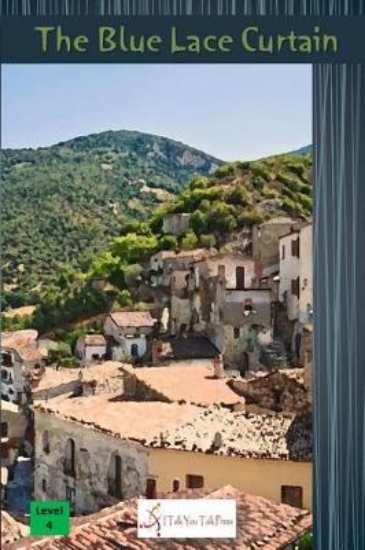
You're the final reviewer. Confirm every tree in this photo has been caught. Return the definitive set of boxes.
[116,289,133,308]
[159,234,178,251]
[110,233,158,264]
[123,264,143,287]
[190,210,208,235]
[199,234,216,248]
[181,231,198,251]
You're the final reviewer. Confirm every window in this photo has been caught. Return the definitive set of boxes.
[186,475,204,489]
[108,454,123,498]
[282,245,285,260]
[42,430,50,454]
[131,344,139,358]
[42,479,47,493]
[0,422,8,437]
[281,485,303,508]
[172,478,180,493]
[64,439,76,477]
[146,478,157,499]
[234,327,240,339]
[236,267,245,290]
[291,277,300,298]
[291,237,300,258]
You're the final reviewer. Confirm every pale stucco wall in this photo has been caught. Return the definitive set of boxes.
[279,233,300,321]
[279,225,312,324]
[202,257,256,289]
[298,225,313,324]
[34,412,149,515]
[149,448,312,510]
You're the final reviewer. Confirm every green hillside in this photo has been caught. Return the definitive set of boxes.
[1,130,221,305]
[147,151,313,245]
[2,140,312,335]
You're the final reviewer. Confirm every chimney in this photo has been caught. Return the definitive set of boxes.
[213,355,224,379]
[213,432,223,449]
[172,478,180,493]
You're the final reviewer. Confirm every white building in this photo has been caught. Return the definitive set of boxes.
[75,334,107,367]
[1,330,45,403]
[196,254,256,290]
[1,349,26,404]
[279,223,313,324]
[104,311,156,361]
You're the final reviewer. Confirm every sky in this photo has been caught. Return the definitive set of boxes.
[2,64,311,161]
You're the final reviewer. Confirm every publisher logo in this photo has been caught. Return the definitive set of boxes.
[138,499,236,539]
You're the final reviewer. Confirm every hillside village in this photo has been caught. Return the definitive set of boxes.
[1,211,313,548]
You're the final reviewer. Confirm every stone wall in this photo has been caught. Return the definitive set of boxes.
[230,372,310,414]
[244,371,310,413]
[300,327,313,404]
[121,368,170,403]
[162,213,191,236]
[252,219,295,270]
[34,411,149,515]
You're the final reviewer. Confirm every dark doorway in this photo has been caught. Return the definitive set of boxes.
[131,344,139,357]
[236,267,245,290]
[240,352,250,377]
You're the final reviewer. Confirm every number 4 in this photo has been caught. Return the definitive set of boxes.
[46,521,53,530]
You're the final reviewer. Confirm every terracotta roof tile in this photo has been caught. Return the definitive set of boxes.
[34,399,203,442]
[122,364,241,406]
[3,487,311,550]
[84,334,107,347]
[109,311,156,328]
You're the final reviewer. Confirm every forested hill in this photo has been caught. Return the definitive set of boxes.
[2,130,221,304]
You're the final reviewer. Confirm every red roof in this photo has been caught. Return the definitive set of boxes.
[3,486,312,550]
[109,311,156,328]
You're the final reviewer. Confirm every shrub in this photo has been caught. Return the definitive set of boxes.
[251,176,266,191]
[190,210,209,235]
[116,289,133,308]
[237,211,264,227]
[199,234,217,248]
[296,531,313,549]
[123,264,143,287]
[181,231,198,251]
[159,234,178,251]
[214,163,237,179]
[188,176,209,191]
[298,194,313,211]
[251,162,271,180]
[225,185,248,206]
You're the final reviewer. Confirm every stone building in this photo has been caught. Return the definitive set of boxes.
[252,217,298,278]
[199,265,272,370]
[75,334,107,367]
[196,253,256,290]
[104,311,156,361]
[33,399,203,515]
[33,394,312,513]
[162,212,191,236]
[279,223,312,324]
[0,400,28,468]
[150,249,209,287]
[148,406,312,510]
[1,330,45,404]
